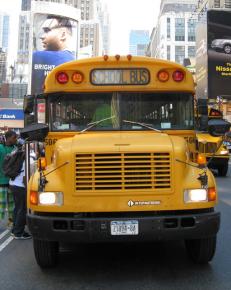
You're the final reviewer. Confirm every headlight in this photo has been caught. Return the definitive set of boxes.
[39,192,63,206]
[212,40,219,45]
[184,189,207,203]
[220,150,229,155]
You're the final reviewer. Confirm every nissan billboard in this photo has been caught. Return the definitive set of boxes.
[207,9,231,100]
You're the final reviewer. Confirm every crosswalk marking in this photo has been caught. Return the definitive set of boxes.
[0,236,14,252]
[220,198,231,206]
[0,229,9,241]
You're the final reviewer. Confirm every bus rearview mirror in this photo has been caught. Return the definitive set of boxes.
[208,119,231,137]
[20,123,49,142]
[23,95,35,114]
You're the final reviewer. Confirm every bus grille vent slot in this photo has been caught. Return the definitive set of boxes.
[75,152,171,191]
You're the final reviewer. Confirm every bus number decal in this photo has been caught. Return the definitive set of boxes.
[45,139,57,146]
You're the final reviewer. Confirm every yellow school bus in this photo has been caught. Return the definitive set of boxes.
[23,56,222,268]
[196,108,229,176]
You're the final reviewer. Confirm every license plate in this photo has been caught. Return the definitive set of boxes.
[110,220,139,235]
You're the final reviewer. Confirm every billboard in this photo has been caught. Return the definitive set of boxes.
[0,109,24,120]
[29,2,80,95]
[195,22,208,99]
[207,9,231,100]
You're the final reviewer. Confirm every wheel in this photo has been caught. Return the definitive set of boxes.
[224,44,231,54]
[33,239,59,268]
[185,236,216,264]
[217,162,228,177]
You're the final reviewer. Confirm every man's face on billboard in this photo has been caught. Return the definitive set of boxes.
[40,18,67,51]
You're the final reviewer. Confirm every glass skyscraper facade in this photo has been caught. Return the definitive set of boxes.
[129,30,149,56]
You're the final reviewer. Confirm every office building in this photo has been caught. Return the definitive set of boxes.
[0,13,10,52]
[197,0,231,20]
[78,0,104,56]
[147,0,197,65]
[129,30,149,56]
[0,49,7,85]
[98,2,110,54]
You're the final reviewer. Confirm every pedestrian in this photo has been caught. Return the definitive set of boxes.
[0,130,17,225]
[9,147,32,240]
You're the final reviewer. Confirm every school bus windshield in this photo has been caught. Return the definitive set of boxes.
[49,92,194,131]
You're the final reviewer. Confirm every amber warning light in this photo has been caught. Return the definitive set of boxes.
[72,72,84,84]
[157,70,169,82]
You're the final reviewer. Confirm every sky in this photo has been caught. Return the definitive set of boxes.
[103,0,161,54]
[0,0,161,60]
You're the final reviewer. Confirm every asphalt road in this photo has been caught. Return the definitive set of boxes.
[0,164,231,290]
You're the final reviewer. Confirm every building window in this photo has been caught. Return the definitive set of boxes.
[175,18,185,41]
[167,45,171,60]
[188,46,195,58]
[214,0,220,8]
[225,0,231,8]
[167,17,171,39]
[175,46,185,64]
[188,19,196,42]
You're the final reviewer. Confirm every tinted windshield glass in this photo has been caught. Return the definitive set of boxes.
[49,92,194,131]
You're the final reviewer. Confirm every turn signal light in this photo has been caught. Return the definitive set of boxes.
[172,70,184,82]
[197,154,206,166]
[30,191,38,205]
[56,72,69,84]
[72,71,84,84]
[157,70,169,82]
[37,157,47,170]
[208,187,216,201]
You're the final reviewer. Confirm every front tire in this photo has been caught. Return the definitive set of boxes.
[217,162,228,177]
[33,239,59,268]
[224,44,231,54]
[185,236,216,264]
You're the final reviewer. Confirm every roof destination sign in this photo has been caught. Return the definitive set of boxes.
[91,68,150,85]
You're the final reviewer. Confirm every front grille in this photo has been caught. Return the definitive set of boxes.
[198,142,217,153]
[75,153,171,191]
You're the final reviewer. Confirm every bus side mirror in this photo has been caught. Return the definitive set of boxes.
[20,123,49,142]
[23,95,35,114]
[24,114,36,127]
[226,131,231,138]
[208,119,231,137]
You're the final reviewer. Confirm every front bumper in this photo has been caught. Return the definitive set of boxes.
[27,210,220,243]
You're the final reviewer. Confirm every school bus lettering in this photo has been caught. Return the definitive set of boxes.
[130,69,149,84]
[91,68,150,85]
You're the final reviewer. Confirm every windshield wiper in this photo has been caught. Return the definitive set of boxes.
[123,120,162,132]
[79,116,115,133]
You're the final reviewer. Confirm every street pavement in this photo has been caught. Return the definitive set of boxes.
[0,162,231,290]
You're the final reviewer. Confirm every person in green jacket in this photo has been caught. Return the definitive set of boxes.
[0,130,17,222]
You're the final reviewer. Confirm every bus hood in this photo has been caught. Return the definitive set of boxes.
[71,132,178,152]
